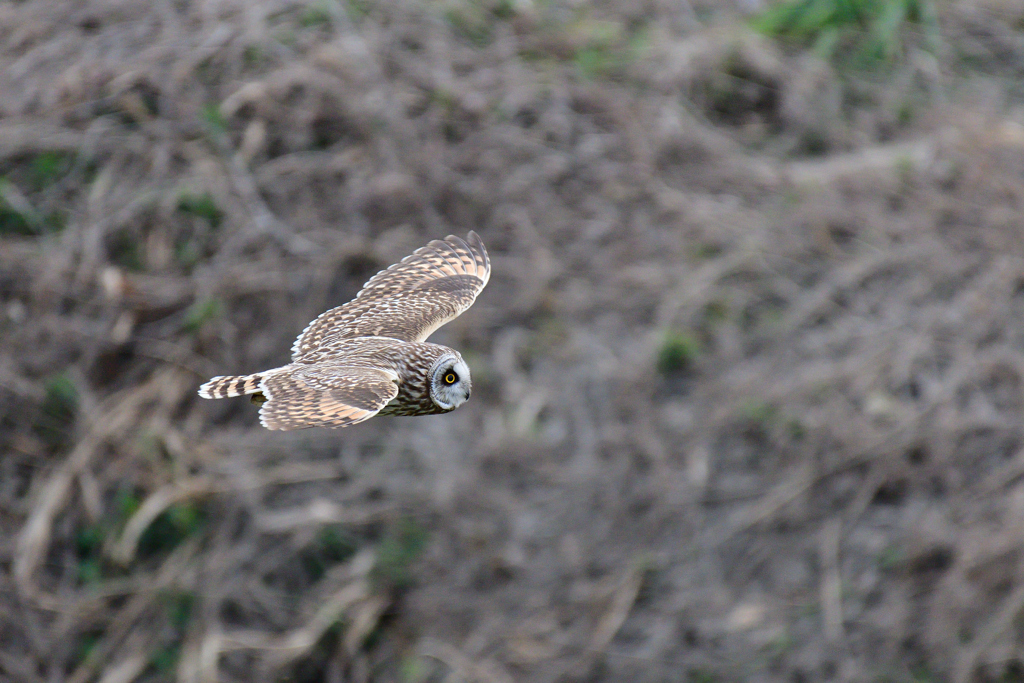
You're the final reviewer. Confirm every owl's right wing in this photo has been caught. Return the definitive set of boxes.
[292,232,490,361]
[259,364,399,430]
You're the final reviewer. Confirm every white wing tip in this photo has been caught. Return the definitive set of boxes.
[257,381,284,430]
[464,231,490,285]
[197,377,223,399]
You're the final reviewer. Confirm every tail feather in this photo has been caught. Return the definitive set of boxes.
[198,373,265,399]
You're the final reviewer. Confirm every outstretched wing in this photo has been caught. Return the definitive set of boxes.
[292,231,490,361]
[260,364,399,430]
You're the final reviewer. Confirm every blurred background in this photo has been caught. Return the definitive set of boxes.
[2,0,1024,681]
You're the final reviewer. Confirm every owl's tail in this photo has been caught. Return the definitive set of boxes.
[198,372,268,399]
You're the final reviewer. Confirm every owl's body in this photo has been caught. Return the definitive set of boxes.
[199,233,489,430]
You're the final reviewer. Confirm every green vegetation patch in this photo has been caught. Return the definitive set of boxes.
[301,524,360,581]
[72,631,104,669]
[0,197,35,236]
[138,501,206,559]
[183,297,223,333]
[162,590,195,631]
[0,179,67,236]
[657,332,701,375]
[444,0,517,47]
[739,398,780,425]
[347,0,372,20]
[300,2,334,28]
[34,372,79,449]
[373,517,429,588]
[688,669,720,683]
[177,191,224,229]
[200,102,228,138]
[149,643,181,676]
[30,151,74,190]
[571,19,648,80]
[75,523,107,585]
[752,0,940,65]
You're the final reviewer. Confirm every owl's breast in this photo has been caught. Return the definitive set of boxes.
[378,381,443,416]
[378,349,446,416]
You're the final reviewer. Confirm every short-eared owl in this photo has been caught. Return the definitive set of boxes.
[199,232,490,430]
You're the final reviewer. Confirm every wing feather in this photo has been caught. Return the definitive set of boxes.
[259,365,399,430]
[292,232,490,361]
[425,243,462,277]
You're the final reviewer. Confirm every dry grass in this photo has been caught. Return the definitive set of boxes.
[4,0,1024,681]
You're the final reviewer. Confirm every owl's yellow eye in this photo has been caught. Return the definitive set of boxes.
[444,373,457,384]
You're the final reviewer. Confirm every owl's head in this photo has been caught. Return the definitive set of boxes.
[428,353,471,411]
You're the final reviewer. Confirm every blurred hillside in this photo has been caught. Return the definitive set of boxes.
[3,0,1024,681]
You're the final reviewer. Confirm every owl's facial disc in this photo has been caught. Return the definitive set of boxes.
[430,356,471,411]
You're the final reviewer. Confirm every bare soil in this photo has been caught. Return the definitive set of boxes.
[3,1,1024,682]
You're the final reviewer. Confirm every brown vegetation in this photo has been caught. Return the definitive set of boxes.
[3,1,1024,681]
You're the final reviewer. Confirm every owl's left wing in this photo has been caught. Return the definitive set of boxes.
[260,365,399,430]
[292,232,490,361]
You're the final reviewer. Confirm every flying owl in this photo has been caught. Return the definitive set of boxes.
[198,232,490,430]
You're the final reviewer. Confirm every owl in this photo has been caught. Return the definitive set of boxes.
[198,232,490,430]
